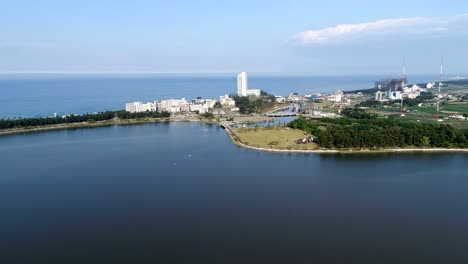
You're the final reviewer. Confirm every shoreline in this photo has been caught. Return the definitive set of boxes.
[224,126,468,154]
[2,119,467,154]
[0,114,272,137]
[0,118,212,137]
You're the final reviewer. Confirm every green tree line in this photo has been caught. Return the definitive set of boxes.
[115,111,170,119]
[288,112,468,149]
[0,111,116,130]
[0,110,171,130]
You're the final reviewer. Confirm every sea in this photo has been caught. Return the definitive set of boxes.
[1,75,467,263]
[0,74,443,118]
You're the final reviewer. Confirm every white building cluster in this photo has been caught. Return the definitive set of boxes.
[219,94,236,107]
[325,90,346,103]
[189,98,217,114]
[126,97,215,114]
[275,96,286,104]
[126,72,270,115]
[159,98,190,113]
[320,90,351,108]
[125,101,159,113]
[287,93,301,103]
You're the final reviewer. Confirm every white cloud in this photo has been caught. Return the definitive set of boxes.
[294,14,468,45]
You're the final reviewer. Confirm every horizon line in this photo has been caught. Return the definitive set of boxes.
[0,71,463,77]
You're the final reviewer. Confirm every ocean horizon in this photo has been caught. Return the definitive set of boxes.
[0,74,452,119]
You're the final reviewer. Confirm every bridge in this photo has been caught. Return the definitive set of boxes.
[265,112,297,117]
[219,122,243,143]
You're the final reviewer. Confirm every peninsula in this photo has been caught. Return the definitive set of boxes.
[222,109,468,154]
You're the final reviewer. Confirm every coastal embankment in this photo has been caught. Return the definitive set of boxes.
[0,114,278,137]
[0,117,204,137]
[0,114,273,137]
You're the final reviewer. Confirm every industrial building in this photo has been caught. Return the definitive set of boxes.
[375,83,428,102]
[375,91,387,102]
[387,91,402,100]
[375,78,407,92]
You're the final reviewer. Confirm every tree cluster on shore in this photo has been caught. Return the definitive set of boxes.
[0,110,171,130]
[232,91,276,114]
[288,108,468,149]
[200,112,214,119]
[0,111,116,130]
[115,110,170,119]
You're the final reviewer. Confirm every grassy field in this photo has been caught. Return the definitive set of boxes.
[313,100,335,109]
[371,106,439,115]
[234,126,318,150]
[444,83,468,93]
[375,108,468,129]
[441,103,468,114]
[412,107,437,114]
[368,107,468,129]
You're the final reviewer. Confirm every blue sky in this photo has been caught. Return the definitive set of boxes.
[1,0,468,75]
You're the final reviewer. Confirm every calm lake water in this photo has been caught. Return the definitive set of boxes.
[0,74,441,118]
[1,122,467,263]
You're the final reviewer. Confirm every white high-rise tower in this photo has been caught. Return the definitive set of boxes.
[237,72,248,96]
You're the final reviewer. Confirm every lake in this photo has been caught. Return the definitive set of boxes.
[1,122,467,263]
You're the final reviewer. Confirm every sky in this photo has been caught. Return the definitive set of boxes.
[1,0,468,75]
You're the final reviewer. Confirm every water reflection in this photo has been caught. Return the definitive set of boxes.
[0,123,467,263]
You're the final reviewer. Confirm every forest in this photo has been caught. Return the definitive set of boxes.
[288,108,468,149]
